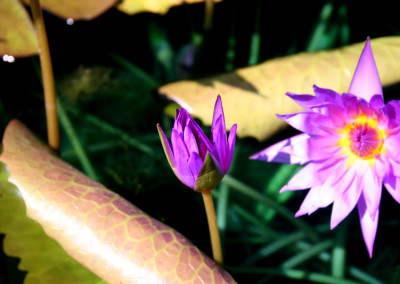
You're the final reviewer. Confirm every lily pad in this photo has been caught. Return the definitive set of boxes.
[118,0,222,15]
[158,37,400,141]
[0,120,236,283]
[23,0,118,20]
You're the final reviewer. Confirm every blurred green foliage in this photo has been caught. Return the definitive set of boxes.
[1,0,400,283]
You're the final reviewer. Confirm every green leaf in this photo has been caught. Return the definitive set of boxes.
[0,162,101,284]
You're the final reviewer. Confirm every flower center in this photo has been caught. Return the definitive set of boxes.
[348,123,382,158]
[338,115,386,163]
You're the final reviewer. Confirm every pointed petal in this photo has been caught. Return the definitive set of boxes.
[357,193,379,258]
[358,100,376,117]
[283,156,346,192]
[295,159,350,217]
[211,96,229,172]
[369,94,385,110]
[326,103,348,127]
[171,129,189,161]
[177,107,213,156]
[385,132,400,163]
[183,123,199,155]
[173,109,182,132]
[212,95,226,137]
[187,119,213,159]
[374,155,391,180]
[384,175,400,204]
[175,108,191,133]
[388,159,400,177]
[188,151,203,181]
[385,100,400,128]
[348,39,383,102]
[331,174,362,229]
[226,124,237,172]
[194,152,224,192]
[250,134,310,165]
[212,116,228,172]
[383,160,400,203]
[277,112,334,136]
[280,134,341,161]
[171,129,196,188]
[285,93,320,111]
[281,162,323,191]
[313,85,341,104]
[295,185,323,217]
[341,94,360,120]
[157,124,175,168]
[361,165,382,219]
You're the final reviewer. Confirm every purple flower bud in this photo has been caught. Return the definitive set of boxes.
[158,96,237,192]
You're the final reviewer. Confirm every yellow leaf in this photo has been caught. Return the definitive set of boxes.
[158,37,400,141]
[23,0,118,20]
[0,0,38,57]
[118,0,222,15]
[0,120,236,283]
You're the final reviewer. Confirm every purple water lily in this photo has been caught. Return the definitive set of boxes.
[158,95,237,192]
[251,39,400,257]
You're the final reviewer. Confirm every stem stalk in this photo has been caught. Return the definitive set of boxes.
[30,0,60,151]
[202,190,223,265]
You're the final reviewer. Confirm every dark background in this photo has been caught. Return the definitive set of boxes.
[1,0,400,283]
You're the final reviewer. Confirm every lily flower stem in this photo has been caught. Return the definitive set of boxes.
[204,0,214,30]
[30,0,60,152]
[202,190,223,265]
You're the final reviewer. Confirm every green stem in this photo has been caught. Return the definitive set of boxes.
[243,231,304,266]
[202,190,223,265]
[331,220,348,278]
[68,107,154,156]
[281,239,333,269]
[306,1,334,52]
[226,236,271,245]
[110,53,159,88]
[62,141,125,158]
[57,101,98,180]
[349,266,385,284]
[226,266,362,284]
[30,0,60,151]
[248,0,261,65]
[215,142,240,252]
[222,175,319,242]
[244,224,330,266]
[225,2,236,71]
[215,182,229,254]
[231,204,278,238]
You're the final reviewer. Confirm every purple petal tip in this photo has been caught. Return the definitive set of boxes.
[348,38,383,102]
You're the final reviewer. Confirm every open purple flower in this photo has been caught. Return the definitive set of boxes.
[157,95,237,192]
[251,39,400,257]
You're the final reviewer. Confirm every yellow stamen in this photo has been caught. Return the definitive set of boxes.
[337,114,386,167]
